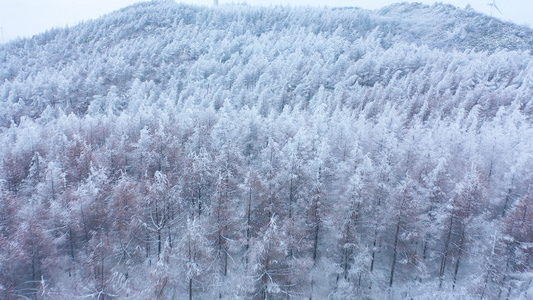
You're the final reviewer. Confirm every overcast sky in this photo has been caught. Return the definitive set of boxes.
[0,0,530,43]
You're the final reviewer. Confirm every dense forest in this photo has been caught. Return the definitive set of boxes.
[1,1,533,299]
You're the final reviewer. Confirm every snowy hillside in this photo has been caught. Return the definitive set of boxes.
[1,1,533,299]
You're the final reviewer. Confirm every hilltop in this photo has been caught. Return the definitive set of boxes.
[2,1,533,124]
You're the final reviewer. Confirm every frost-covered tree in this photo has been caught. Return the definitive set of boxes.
[1,1,533,298]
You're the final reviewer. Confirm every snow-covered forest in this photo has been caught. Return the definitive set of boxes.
[1,1,533,299]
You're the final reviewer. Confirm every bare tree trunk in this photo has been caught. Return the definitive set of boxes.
[188,231,193,300]
[312,217,320,265]
[245,179,252,269]
[68,226,75,277]
[189,277,193,300]
[439,211,454,288]
[452,227,465,290]
[389,213,401,287]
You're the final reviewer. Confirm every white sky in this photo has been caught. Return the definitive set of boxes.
[0,0,530,43]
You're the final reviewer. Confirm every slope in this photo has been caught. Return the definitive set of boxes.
[0,1,533,299]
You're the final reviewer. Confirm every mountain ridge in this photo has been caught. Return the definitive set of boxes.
[1,1,533,126]
[2,1,533,62]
